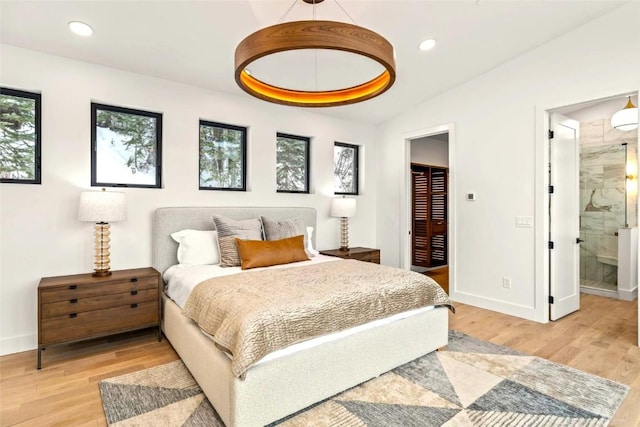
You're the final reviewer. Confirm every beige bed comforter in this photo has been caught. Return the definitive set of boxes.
[182,259,453,377]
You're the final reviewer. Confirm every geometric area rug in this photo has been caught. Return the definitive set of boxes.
[99,330,629,426]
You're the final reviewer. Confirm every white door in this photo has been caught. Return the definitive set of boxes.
[549,113,581,321]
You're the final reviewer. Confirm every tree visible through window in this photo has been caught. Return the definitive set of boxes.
[334,142,359,195]
[91,103,162,188]
[199,121,246,191]
[0,88,41,184]
[276,133,310,193]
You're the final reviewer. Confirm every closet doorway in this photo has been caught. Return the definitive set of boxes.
[408,132,450,294]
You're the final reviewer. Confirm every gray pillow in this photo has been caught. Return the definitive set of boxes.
[261,216,306,244]
[261,216,316,257]
[212,215,263,267]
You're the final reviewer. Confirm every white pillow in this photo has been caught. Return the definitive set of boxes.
[170,229,220,266]
[306,226,319,257]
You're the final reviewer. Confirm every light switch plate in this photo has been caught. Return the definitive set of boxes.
[516,216,533,227]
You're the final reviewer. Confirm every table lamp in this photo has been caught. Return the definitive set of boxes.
[330,197,356,251]
[78,188,126,276]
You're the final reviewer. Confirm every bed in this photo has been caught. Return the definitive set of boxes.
[153,206,451,427]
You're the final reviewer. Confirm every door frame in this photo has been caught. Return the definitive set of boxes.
[401,123,456,296]
[534,90,640,329]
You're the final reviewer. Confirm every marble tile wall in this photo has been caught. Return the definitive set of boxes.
[579,119,638,285]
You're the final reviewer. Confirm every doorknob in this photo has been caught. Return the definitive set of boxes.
[576,238,584,244]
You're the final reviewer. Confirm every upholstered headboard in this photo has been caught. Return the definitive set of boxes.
[152,207,317,276]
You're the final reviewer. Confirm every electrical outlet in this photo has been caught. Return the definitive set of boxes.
[502,276,512,288]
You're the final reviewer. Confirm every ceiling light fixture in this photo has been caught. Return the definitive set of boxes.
[419,39,436,51]
[68,21,93,37]
[611,96,638,131]
[234,0,396,107]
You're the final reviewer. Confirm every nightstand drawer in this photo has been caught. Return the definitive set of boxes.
[41,288,158,318]
[38,267,162,369]
[41,301,159,344]
[40,276,158,303]
[357,252,380,263]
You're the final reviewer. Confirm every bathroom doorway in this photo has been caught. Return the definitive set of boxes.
[550,93,638,319]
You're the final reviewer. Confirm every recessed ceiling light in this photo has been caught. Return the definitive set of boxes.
[68,21,93,37]
[418,39,436,51]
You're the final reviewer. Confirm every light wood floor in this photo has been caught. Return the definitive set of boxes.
[425,266,449,294]
[1,294,638,426]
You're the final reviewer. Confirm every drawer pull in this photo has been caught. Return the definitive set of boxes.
[70,299,78,304]
[131,303,138,309]
[131,290,138,296]
[130,278,138,283]
[69,313,77,318]
[69,285,77,290]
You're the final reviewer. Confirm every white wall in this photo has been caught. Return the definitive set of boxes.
[561,95,639,122]
[411,136,448,167]
[0,45,377,355]
[376,2,640,322]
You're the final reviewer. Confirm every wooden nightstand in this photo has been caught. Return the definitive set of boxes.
[319,247,380,264]
[37,267,162,369]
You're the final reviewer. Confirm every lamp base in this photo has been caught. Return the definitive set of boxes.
[92,269,112,277]
[339,217,350,252]
[92,222,112,276]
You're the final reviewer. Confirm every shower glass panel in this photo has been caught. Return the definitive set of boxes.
[579,119,629,291]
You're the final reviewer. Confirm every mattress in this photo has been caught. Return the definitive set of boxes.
[163,256,436,367]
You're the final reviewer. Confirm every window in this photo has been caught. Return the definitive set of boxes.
[199,121,247,191]
[91,103,162,188]
[334,142,359,195]
[0,88,41,184]
[276,133,310,193]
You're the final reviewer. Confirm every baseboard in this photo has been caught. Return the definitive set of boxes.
[449,290,538,322]
[580,286,618,299]
[0,333,37,356]
[618,287,638,301]
[580,286,638,301]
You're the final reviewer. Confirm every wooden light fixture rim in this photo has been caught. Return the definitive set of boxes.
[234,20,396,107]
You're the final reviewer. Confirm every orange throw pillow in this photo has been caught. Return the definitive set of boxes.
[236,235,309,270]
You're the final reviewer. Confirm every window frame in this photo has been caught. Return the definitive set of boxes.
[198,120,247,192]
[334,141,359,195]
[276,132,310,194]
[0,87,42,184]
[91,102,163,189]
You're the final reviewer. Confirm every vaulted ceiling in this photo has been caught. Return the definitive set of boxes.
[0,0,627,124]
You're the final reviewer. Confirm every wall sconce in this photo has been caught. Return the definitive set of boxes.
[626,162,638,199]
[626,157,637,182]
[78,188,126,276]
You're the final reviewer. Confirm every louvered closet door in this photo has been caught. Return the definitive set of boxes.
[429,168,447,266]
[411,164,448,267]
[412,166,430,266]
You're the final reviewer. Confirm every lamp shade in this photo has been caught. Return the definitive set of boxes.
[330,197,356,218]
[78,190,126,222]
[611,97,638,131]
